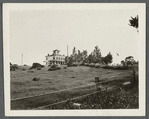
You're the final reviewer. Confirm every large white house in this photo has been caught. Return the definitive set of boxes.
[45,49,65,65]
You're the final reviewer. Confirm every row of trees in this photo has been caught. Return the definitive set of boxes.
[65,46,113,65]
[65,15,138,66]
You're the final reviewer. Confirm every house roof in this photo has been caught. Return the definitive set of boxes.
[45,54,64,57]
[45,49,65,57]
[53,49,60,52]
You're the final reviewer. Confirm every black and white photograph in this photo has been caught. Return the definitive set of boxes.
[3,3,146,116]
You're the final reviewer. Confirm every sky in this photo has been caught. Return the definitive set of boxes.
[9,4,139,66]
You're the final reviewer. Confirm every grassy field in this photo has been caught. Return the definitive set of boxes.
[11,65,137,99]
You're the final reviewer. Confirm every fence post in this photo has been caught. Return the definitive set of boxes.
[95,76,100,91]
[133,66,136,84]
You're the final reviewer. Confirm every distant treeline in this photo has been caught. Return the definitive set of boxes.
[65,46,112,65]
[65,46,138,66]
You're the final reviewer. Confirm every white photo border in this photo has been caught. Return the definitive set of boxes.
[3,3,146,116]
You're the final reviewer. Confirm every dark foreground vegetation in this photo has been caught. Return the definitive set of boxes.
[43,84,138,109]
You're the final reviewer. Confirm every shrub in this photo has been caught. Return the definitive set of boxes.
[95,63,100,68]
[102,65,112,69]
[10,65,15,71]
[67,63,77,67]
[84,63,89,66]
[10,64,19,71]
[64,67,67,69]
[112,66,128,70]
[48,64,61,71]
[51,64,58,68]
[30,63,44,69]
[89,63,95,67]
[22,68,26,71]
[72,64,77,67]
[37,67,41,70]
[32,77,40,81]
[28,71,34,73]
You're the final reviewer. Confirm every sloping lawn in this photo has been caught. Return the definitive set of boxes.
[11,66,136,99]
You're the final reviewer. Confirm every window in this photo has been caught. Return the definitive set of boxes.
[53,57,55,60]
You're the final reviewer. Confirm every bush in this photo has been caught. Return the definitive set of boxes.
[32,77,40,81]
[10,65,16,71]
[102,65,112,69]
[48,64,61,71]
[22,68,26,71]
[79,63,84,66]
[89,63,95,67]
[67,63,77,67]
[51,64,58,68]
[112,66,128,70]
[95,63,100,68]
[10,64,18,71]
[30,63,44,69]
[48,68,60,71]
[72,64,77,67]
[37,67,41,70]
[64,67,67,69]
[100,65,129,70]
[84,63,89,66]
[28,71,34,73]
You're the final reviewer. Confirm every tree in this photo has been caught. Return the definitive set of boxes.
[82,50,88,63]
[125,56,135,66]
[121,60,125,66]
[78,50,81,56]
[128,16,138,83]
[129,15,139,32]
[102,52,113,65]
[68,56,73,65]
[87,54,95,63]
[86,46,102,63]
[76,50,81,62]
[72,47,77,63]
[65,56,69,64]
[92,46,102,63]
[72,47,76,54]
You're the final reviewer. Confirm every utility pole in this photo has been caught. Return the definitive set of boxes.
[67,45,68,57]
[67,45,69,64]
[21,54,23,66]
